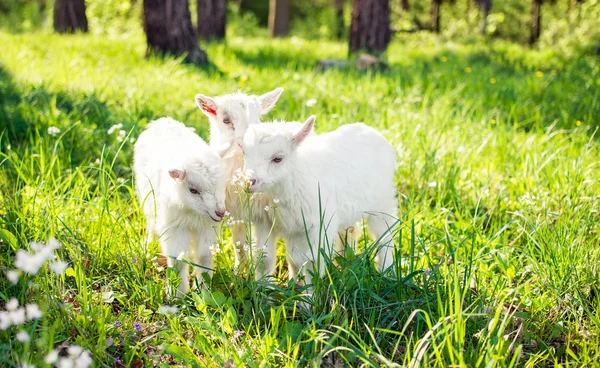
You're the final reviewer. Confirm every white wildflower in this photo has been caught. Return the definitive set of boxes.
[47,238,61,251]
[7,270,20,284]
[428,181,437,188]
[158,305,179,315]
[10,308,26,326]
[68,345,83,357]
[57,358,74,368]
[107,123,123,135]
[74,351,93,368]
[264,205,270,212]
[45,349,59,364]
[15,239,61,275]
[117,130,127,143]
[0,311,11,329]
[273,198,280,204]
[30,241,44,252]
[7,298,19,311]
[243,243,250,252]
[305,99,317,107]
[16,330,30,342]
[47,126,61,136]
[209,243,221,255]
[49,261,68,275]
[176,251,186,261]
[25,304,43,320]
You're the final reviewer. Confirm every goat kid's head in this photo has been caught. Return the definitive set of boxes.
[242,115,315,193]
[168,156,227,222]
[195,88,284,152]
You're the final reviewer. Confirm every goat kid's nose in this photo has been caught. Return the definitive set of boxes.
[248,179,257,187]
[215,210,225,219]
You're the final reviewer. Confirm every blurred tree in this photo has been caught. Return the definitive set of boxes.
[197,0,226,40]
[401,0,409,10]
[335,0,345,39]
[143,0,208,64]
[431,0,442,33]
[474,0,491,35]
[529,0,542,44]
[269,0,290,37]
[53,0,88,33]
[349,0,391,54]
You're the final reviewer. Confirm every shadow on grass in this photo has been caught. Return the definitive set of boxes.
[0,62,158,160]
[228,41,599,133]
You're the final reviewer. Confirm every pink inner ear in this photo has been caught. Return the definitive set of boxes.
[169,169,185,180]
[295,127,311,144]
[202,103,217,116]
[295,131,308,143]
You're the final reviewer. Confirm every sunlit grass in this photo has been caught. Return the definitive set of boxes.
[0,30,599,366]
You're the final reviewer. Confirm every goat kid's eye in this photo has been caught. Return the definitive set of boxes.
[223,117,231,125]
[189,188,200,195]
[272,157,283,164]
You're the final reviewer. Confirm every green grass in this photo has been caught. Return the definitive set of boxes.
[0,30,599,367]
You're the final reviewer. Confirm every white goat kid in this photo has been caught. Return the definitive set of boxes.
[195,89,283,278]
[242,116,398,286]
[134,117,226,296]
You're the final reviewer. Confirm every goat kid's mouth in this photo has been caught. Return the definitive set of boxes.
[207,211,224,222]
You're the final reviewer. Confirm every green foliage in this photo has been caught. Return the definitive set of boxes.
[393,0,599,51]
[0,30,600,366]
[86,0,142,37]
[0,0,47,32]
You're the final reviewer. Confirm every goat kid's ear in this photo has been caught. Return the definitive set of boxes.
[195,94,218,117]
[257,87,284,115]
[169,169,186,181]
[293,115,316,146]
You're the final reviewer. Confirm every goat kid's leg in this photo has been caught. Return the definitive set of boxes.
[254,221,277,280]
[286,227,329,289]
[192,230,215,290]
[368,215,396,273]
[160,228,191,296]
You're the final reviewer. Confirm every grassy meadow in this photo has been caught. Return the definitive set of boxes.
[1,30,600,367]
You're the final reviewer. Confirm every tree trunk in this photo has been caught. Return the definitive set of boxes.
[53,0,88,33]
[431,0,441,33]
[349,0,391,55]
[143,0,208,64]
[335,0,345,39]
[529,0,542,45]
[475,0,491,35]
[269,0,290,37]
[401,0,409,11]
[197,0,227,40]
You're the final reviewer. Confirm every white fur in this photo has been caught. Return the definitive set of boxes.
[195,89,284,278]
[133,117,226,295]
[242,116,398,285]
